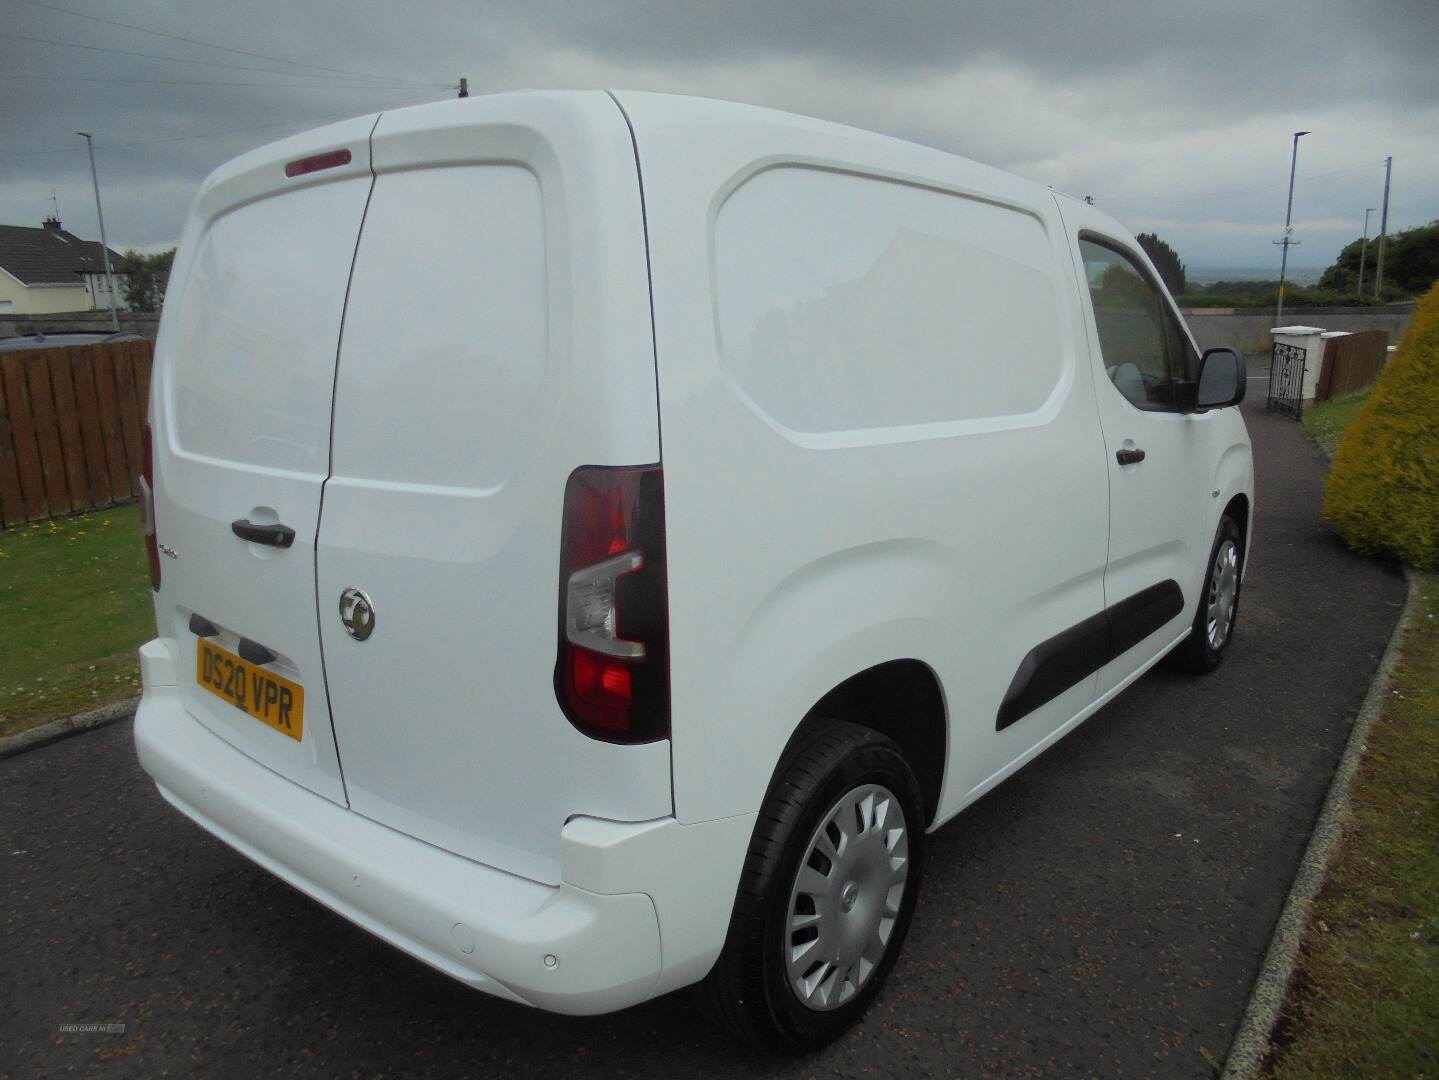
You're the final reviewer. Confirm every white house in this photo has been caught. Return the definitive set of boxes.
[0,216,129,315]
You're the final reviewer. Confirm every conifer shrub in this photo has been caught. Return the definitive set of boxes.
[1323,281,1439,568]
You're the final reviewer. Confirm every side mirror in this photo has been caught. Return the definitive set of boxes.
[1192,347,1246,411]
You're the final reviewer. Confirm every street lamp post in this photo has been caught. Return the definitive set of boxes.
[1274,130,1310,325]
[76,131,120,332]
[1374,155,1393,301]
[1356,208,1376,298]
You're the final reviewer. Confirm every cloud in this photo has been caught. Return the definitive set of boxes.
[1,0,1434,271]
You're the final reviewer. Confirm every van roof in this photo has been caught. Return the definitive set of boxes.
[603,90,1139,238]
[607,87,1027,183]
[203,90,1137,244]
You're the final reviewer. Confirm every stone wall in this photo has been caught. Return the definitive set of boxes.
[0,310,161,340]
[1180,303,1416,354]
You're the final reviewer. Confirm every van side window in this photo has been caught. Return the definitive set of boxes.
[1078,238,1174,410]
[1160,300,1201,384]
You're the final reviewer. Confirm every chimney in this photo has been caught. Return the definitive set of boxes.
[42,214,62,231]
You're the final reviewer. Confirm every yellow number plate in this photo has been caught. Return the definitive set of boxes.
[196,638,304,741]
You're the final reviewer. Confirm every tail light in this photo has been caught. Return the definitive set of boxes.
[555,465,669,742]
[139,423,161,591]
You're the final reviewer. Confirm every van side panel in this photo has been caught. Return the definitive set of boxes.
[616,91,1112,828]
[715,166,1064,435]
[315,94,668,886]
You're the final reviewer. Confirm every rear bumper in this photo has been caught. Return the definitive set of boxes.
[133,639,755,1015]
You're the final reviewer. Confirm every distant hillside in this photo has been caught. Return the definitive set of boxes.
[1187,266,1326,286]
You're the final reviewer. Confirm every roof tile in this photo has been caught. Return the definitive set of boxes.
[0,224,125,286]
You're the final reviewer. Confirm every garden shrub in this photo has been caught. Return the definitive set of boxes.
[1324,280,1439,568]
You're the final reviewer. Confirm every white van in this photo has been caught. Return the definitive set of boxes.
[134,90,1252,1051]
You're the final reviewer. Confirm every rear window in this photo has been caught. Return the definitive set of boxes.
[713,165,1064,435]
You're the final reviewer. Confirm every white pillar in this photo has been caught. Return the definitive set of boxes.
[1270,326,1328,401]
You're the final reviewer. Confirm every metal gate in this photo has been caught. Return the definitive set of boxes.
[1267,341,1306,420]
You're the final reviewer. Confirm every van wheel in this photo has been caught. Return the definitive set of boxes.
[1175,514,1244,674]
[696,721,925,1053]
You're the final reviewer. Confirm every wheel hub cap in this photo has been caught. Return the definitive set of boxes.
[785,783,909,1011]
[1206,539,1240,650]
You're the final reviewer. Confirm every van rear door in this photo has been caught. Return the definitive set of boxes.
[149,116,377,804]
[315,94,671,886]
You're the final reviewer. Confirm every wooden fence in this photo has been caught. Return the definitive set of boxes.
[1315,330,1389,403]
[0,340,152,528]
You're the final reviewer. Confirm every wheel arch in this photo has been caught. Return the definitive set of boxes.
[780,659,948,827]
[1208,427,1253,575]
[1223,491,1251,551]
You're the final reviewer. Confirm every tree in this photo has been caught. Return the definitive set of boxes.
[1135,232,1186,296]
[119,248,175,312]
[1323,278,1439,568]
[1319,220,1439,298]
[1386,220,1439,296]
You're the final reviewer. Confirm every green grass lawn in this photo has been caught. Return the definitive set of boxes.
[1267,574,1439,1077]
[1268,385,1438,1075]
[1303,391,1371,457]
[0,504,154,738]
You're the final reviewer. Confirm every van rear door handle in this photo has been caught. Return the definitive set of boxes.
[231,519,296,548]
[1115,448,1146,466]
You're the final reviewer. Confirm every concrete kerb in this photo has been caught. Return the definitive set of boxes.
[0,697,138,761]
[1220,566,1421,1078]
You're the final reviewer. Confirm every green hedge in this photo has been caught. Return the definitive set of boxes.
[1173,282,1408,309]
[1324,280,1439,568]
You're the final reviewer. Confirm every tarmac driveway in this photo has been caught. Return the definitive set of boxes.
[0,397,1407,1079]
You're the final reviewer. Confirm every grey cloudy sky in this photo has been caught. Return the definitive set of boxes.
[3,0,1436,274]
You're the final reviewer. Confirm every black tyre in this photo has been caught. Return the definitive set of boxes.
[696,721,926,1053]
[1175,514,1244,674]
